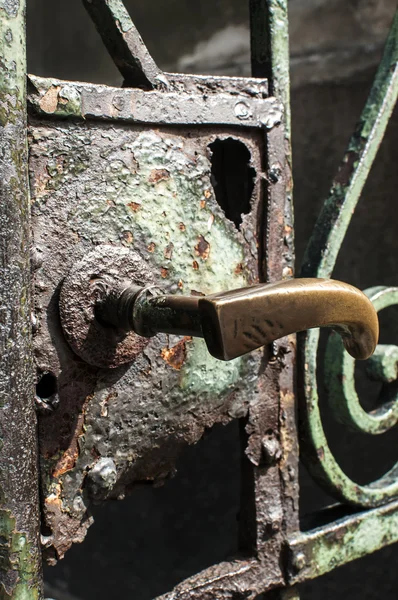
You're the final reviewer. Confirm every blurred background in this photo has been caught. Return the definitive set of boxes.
[27,1,398,599]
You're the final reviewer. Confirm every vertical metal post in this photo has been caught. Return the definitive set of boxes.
[247,2,299,598]
[0,2,43,598]
[250,0,291,135]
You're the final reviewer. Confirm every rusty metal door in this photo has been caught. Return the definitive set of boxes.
[0,1,397,599]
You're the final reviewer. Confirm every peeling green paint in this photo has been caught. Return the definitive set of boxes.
[325,286,398,437]
[105,0,133,33]
[289,499,398,585]
[49,129,249,395]
[367,343,398,383]
[250,0,290,135]
[0,1,42,596]
[0,511,40,600]
[30,119,263,557]
[0,1,25,126]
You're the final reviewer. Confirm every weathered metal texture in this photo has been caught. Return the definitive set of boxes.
[152,101,294,600]
[27,74,278,128]
[0,2,43,599]
[319,286,398,503]
[82,0,166,89]
[28,72,293,584]
[288,499,398,585]
[59,246,154,368]
[247,0,298,570]
[250,0,290,136]
[156,559,277,600]
[326,287,398,436]
[298,9,398,507]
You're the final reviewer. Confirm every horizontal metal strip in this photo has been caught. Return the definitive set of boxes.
[27,74,281,129]
[288,499,398,584]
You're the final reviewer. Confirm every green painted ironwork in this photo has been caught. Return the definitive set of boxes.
[301,9,398,279]
[326,287,398,437]
[298,9,398,508]
[0,1,42,598]
[250,0,290,136]
[288,499,398,585]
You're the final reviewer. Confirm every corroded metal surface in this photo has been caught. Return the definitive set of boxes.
[59,246,154,368]
[0,2,43,598]
[29,108,277,564]
[22,0,398,597]
[82,0,166,89]
[288,499,398,584]
[298,9,398,508]
[27,73,277,128]
[320,286,398,504]
[250,0,290,135]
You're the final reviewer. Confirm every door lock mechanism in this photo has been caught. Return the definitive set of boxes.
[59,246,378,368]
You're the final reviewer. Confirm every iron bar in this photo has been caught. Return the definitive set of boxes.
[288,499,398,584]
[248,1,297,580]
[27,74,276,128]
[82,0,166,89]
[301,9,398,280]
[0,2,42,598]
[250,0,291,135]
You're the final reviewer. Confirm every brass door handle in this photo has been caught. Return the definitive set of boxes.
[96,278,379,362]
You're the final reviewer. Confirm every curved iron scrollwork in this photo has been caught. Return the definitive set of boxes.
[299,10,398,508]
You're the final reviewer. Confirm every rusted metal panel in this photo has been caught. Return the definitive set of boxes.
[28,72,293,577]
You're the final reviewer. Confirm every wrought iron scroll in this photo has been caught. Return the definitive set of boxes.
[299,10,398,507]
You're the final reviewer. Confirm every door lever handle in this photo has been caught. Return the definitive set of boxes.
[96,278,379,361]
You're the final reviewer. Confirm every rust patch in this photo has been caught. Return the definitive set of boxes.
[179,222,186,231]
[192,260,199,270]
[200,200,206,209]
[161,337,191,370]
[148,168,170,184]
[164,242,174,260]
[39,86,61,114]
[194,235,210,260]
[235,263,244,275]
[161,267,169,278]
[52,395,91,479]
[177,279,184,289]
[204,189,211,199]
[44,490,93,564]
[100,391,118,418]
[147,242,156,252]
[128,201,141,212]
[52,448,79,479]
[122,231,133,244]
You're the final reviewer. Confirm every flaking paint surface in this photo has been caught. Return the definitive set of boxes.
[29,119,264,561]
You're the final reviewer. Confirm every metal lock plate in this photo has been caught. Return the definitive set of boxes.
[28,72,291,564]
